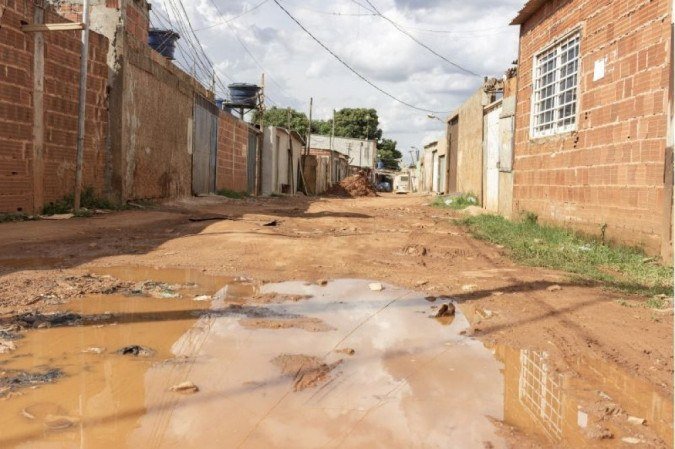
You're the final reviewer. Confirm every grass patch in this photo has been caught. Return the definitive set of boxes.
[459,213,673,296]
[0,213,38,223]
[216,189,248,199]
[432,193,478,210]
[42,187,125,216]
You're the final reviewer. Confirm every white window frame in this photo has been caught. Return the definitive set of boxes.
[530,31,581,139]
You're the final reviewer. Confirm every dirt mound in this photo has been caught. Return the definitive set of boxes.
[325,171,377,198]
[272,354,341,391]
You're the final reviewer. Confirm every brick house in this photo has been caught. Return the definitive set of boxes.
[511,0,673,258]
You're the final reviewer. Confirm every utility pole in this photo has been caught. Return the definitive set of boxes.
[306,97,313,155]
[73,0,91,212]
[256,73,265,196]
[330,109,335,184]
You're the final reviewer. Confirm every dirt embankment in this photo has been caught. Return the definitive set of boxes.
[325,171,377,197]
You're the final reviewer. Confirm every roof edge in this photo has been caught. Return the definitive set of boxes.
[510,0,549,25]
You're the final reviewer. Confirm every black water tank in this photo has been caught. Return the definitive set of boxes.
[148,29,180,59]
[228,83,261,107]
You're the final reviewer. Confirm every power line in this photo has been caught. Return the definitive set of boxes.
[272,0,448,115]
[359,0,481,78]
[194,0,270,32]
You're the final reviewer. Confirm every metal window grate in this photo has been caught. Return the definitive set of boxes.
[518,349,564,441]
[531,33,580,137]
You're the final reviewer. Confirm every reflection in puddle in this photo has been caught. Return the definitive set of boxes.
[496,345,673,447]
[0,268,671,449]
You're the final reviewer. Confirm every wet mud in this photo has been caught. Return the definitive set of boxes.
[0,269,671,449]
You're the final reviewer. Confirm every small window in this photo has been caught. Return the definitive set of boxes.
[531,33,580,138]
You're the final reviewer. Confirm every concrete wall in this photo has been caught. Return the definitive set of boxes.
[0,1,109,213]
[450,88,491,202]
[310,135,376,169]
[514,0,672,255]
[217,111,251,193]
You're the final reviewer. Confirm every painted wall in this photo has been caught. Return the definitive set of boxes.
[514,0,672,256]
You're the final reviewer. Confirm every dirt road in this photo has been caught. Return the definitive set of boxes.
[0,194,672,448]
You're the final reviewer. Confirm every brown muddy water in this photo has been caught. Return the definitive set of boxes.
[0,268,671,448]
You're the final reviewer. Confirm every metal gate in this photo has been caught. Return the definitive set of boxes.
[192,95,218,195]
[247,130,257,194]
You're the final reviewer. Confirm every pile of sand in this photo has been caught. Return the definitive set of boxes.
[325,171,377,198]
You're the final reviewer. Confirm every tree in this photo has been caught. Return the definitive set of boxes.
[254,107,310,137]
[332,108,383,141]
[377,138,401,170]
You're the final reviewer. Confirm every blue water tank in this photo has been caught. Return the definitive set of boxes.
[376,160,385,169]
[215,98,225,110]
[228,83,261,107]
[148,29,180,59]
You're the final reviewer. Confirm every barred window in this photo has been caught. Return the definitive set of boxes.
[531,33,580,137]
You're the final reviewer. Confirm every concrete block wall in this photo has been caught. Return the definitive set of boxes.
[513,0,672,255]
[0,1,108,213]
[217,111,251,193]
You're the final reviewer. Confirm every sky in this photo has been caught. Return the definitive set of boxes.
[152,0,524,165]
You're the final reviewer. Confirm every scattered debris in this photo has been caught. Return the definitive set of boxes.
[169,381,199,394]
[324,171,377,197]
[116,345,155,357]
[193,295,211,301]
[82,347,106,354]
[477,308,494,320]
[0,339,16,354]
[40,214,74,220]
[0,368,63,396]
[587,426,614,440]
[435,303,456,318]
[335,348,356,356]
[369,282,384,291]
[627,416,646,426]
[404,245,427,256]
[239,316,335,332]
[130,281,181,299]
[262,220,279,227]
[272,354,342,391]
[11,312,82,329]
[248,293,312,304]
[547,284,563,292]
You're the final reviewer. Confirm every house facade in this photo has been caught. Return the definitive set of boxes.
[422,140,448,194]
[261,127,304,195]
[310,135,376,172]
[511,0,673,257]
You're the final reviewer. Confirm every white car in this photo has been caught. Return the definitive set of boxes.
[393,174,410,194]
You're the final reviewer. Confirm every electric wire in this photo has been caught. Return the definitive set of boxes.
[194,0,270,31]
[272,0,449,114]
[358,0,481,77]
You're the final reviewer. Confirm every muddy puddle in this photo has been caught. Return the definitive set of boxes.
[0,269,671,448]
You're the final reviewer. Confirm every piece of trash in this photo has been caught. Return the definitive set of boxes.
[368,283,384,291]
[627,416,646,426]
[415,280,429,287]
[193,295,211,301]
[492,291,504,296]
[444,199,454,206]
[170,381,199,394]
[262,220,279,227]
[0,339,16,354]
[116,345,154,357]
[461,284,478,292]
[435,303,455,318]
[547,285,562,292]
[188,214,232,222]
[317,279,328,286]
[477,308,493,319]
[577,410,588,428]
[335,348,355,356]
[40,214,74,220]
[82,347,105,354]
[579,244,593,252]
[621,437,641,444]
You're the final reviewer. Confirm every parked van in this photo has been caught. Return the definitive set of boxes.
[393,174,410,194]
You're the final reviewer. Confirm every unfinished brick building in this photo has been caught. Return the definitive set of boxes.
[0,0,109,214]
[511,0,673,258]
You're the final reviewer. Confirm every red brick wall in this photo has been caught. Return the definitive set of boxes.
[513,0,671,254]
[0,1,108,213]
[217,111,251,193]
[124,0,149,44]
